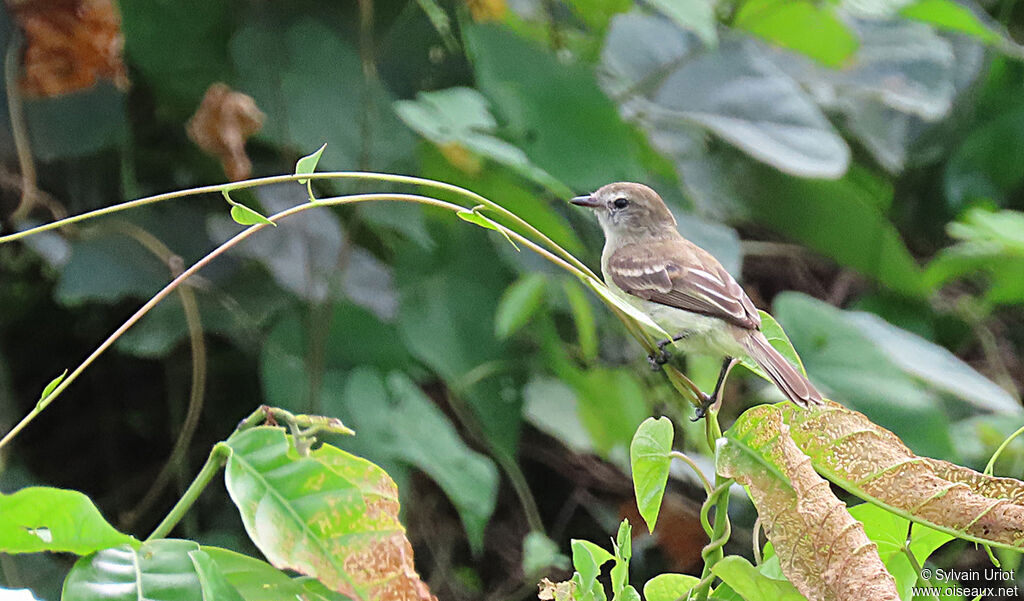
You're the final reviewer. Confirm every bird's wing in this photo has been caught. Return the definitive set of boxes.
[607,240,761,330]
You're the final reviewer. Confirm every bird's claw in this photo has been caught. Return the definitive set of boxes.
[647,348,671,370]
[690,393,714,422]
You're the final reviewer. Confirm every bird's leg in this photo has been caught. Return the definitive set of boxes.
[692,357,738,421]
[647,332,689,370]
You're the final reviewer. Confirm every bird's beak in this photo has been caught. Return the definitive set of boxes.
[570,194,599,208]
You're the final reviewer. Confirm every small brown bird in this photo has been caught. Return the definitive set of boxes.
[571,182,823,415]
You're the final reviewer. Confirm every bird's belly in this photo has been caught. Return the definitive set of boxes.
[641,300,744,356]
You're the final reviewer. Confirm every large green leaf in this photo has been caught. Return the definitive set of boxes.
[231,17,411,170]
[63,539,244,601]
[466,23,647,189]
[743,165,925,297]
[328,368,500,553]
[718,405,901,601]
[223,426,434,600]
[0,487,136,555]
[778,401,1024,551]
[600,11,849,178]
[629,417,674,533]
[734,0,858,67]
[394,223,522,455]
[776,291,1019,416]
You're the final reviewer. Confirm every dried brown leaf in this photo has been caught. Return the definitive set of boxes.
[12,0,128,97]
[779,402,1024,550]
[186,83,264,181]
[538,578,574,601]
[718,404,900,601]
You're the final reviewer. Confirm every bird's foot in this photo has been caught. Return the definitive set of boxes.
[690,392,714,422]
[647,348,671,370]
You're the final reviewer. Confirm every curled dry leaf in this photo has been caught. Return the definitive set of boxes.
[186,83,265,181]
[11,0,129,96]
[779,401,1024,550]
[718,404,900,601]
[538,578,575,601]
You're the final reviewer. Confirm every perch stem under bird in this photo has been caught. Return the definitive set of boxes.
[571,182,823,419]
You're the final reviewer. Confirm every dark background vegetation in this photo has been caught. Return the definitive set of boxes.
[2,0,1024,599]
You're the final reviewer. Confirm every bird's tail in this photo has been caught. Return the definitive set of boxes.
[742,331,823,408]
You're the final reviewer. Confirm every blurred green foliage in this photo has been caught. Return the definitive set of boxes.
[2,0,1024,598]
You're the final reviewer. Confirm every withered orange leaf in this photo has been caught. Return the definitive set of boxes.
[780,401,1024,550]
[186,83,264,182]
[12,0,128,97]
[718,405,900,601]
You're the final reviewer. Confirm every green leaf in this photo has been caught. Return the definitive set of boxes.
[609,520,632,596]
[926,209,1024,306]
[600,11,849,178]
[394,87,568,195]
[944,106,1024,209]
[847,504,954,601]
[495,273,547,338]
[613,585,641,601]
[643,0,717,46]
[203,546,311,601]
[393,226,522,456]
[629,417,674,533]
[295,142,326,184]
[39,369,67,402]
[643,574,700,601]
[330,369,500,554]
[711,556,805,601]
[571,539,615,598]
[565,368,652,458]
[900,0,1005,46]
[231,19,412,171]
[522,531,569,577]
[223,426,433,599]
[775,292,1019,457]
[457,206,520,250]
[119,0,232,103]
[734,0,858,67]
[63,540,243,601]
[229,204,275,227]
[561,278,599,361]
[0,487,136,555]
[466,24,647,189]
[740,164,924,297]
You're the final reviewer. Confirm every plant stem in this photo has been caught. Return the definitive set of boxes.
[669,450,712,496]
[147,442,231,541]
[0,193,463,450]
[693,410,729,601]
[984,423,1024,475]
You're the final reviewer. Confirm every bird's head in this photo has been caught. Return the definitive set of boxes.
[571,182,677,243]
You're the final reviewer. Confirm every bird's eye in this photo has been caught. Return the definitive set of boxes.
[613,198,629,209]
